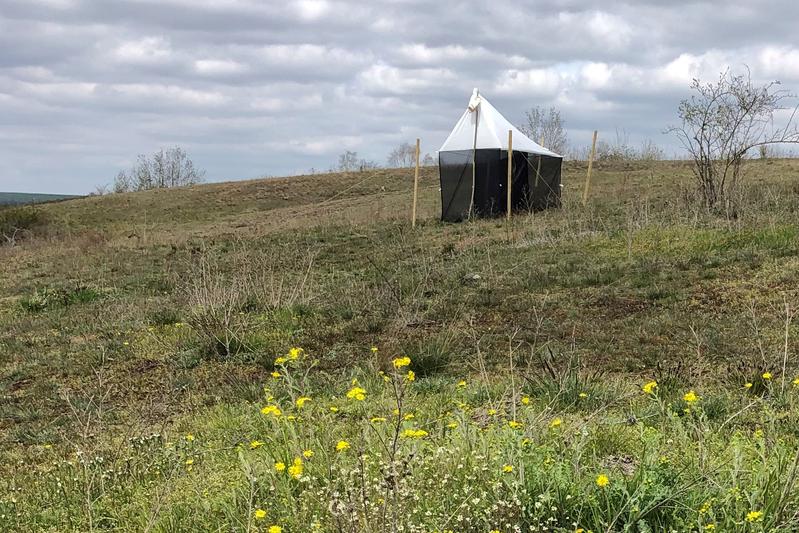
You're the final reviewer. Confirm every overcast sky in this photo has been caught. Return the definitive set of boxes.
[2,0,799,193]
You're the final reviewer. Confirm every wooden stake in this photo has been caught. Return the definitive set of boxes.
[506,129,513,220]
[582,130,598,206]
[411,138,420,228]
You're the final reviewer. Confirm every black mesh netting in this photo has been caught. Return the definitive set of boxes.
[439,149,561,222]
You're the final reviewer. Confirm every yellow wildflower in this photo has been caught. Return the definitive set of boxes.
[549,417,562,428]
[393,356,411,368]
[642,381,658,394]
[336,440,350,452]
[578,392,588,398]
[274,462,286,472]
[274,356,288,365]
[185,458,194,466]
[403,413,415,420]
[261,405,282,417]
[745,382,753,389]
[704,524,715,530]
[370,346,378,353]
[792,377,799,387]
[400,428,428,439]
[683,390,699,403]
[487,409,497,416]
[296,396,311,408]
[456,380,467,388]
[185,434,195,442]
[762,372,772,380]
[271,371,281,378]
[329,406,339,413]
[521,396,530,405]
[596,474,609,487]
[447,422,458,429]
[254,509,267,520]
[406,370,415,382]
[508,420,522,429]
[370,417,387,423]
[288,347,303,359]
[250,440,264,449]
[303,449,314,458]
[745,510,763,522]
[346,386,367,401]
[288,457,303,479]
[502,464,513,473]
[268,526,283,533]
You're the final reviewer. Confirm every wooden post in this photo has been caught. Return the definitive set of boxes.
[411,138,420,228]
[506,129,513,220]
[535,134,544,188]
[582,130,598,206]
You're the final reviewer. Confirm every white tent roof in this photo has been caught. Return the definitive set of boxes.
[439,89,562,158]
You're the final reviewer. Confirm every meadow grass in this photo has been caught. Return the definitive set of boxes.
[2,159,799,531]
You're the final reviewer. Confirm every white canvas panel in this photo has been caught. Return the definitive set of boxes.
[439,89,562,158]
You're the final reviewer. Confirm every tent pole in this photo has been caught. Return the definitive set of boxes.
[535,134,544,189]
[506,129,512,221]
[411,138,420,228]
[470,105,478,219]
[582,130,598,206]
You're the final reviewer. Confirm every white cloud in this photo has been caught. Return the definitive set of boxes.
[757,46,799,80]
[493,68,563,96]
[292,0,331,21]
[581,62,612,89]
[358,63,456,95]
[113,37,172,65]
[194,59,246,75]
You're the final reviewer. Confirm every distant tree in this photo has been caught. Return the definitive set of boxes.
[422,153,436,167]
[667,68,799,209]
[113,147,205,193]
[358,159,380,171]
[519,106,568,155]
[338,151,359,172]
[387,142,417,168]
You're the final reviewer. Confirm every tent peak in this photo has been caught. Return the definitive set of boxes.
[439,90,562,158]
[468,88,481,112]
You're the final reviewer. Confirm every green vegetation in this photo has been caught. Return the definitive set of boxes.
[2,159,799,531]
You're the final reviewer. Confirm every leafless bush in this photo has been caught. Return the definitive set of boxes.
[667,67,799,209]
[519,106,568,155]
[245,248,317,311]
[387,142,417,168]
[184,253,249,358]
[338,150,359,172]
[181,247,317,357]
[113,146,205,193]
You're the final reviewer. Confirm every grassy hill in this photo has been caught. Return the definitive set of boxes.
[3,159,799,531]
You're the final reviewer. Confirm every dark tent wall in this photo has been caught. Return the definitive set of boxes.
[439,150,562,222]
